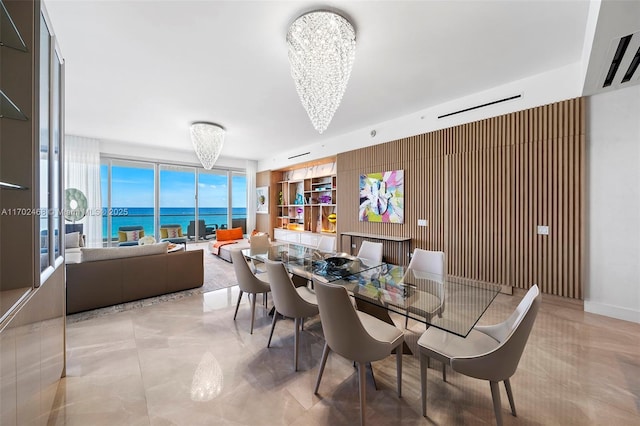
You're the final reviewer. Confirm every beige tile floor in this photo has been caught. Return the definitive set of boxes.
[47,283,639,425]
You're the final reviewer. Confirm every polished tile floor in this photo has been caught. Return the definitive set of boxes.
[48,284,639,425]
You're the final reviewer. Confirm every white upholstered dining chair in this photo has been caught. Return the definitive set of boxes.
[316,235,335,252]
[230,248,271,334]
[418,285,541,426]
[356,240,383,266]
[248,233,270,273]
[314,280,404,426]
[265,260,319,371]
[404,248,445,328]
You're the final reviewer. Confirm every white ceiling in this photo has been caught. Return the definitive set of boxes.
[42,1,626,163]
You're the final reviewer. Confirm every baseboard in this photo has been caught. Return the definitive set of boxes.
[584,300,640,324]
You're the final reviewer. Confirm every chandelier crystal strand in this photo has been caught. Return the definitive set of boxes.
[287,11,356,134]
[190,122,225,169]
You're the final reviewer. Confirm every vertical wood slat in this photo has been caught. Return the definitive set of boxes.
[336,97,584,298]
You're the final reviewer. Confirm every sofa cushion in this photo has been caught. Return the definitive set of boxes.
[118,229,145,242]
[65,247,82,264]
[65,231,81,248]
[160,227,183,239]
[81,242,168,262]
[217,227,243,241]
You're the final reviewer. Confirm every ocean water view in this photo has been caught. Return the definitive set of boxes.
[103,207,247,240]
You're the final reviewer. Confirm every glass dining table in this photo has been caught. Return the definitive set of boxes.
[241,242,502,339]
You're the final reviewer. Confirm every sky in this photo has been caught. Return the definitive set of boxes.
[100,164,247,208]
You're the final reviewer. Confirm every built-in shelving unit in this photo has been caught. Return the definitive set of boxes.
[272,160,337,247]
[0,0,29,122]
[276,174,336,233]
[1,1,66,424]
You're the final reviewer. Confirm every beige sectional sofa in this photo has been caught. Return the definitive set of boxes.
[66,242,204,314]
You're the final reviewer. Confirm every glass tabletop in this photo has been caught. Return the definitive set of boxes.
[242,244,501,337]
[330,264,502,337]
[242,242,384,282]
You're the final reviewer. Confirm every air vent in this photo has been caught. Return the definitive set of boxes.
[287,152,310,160]
[602,31,640,88]
[603,35,632,87]
[438,94,522,119]
[622,46,640,83]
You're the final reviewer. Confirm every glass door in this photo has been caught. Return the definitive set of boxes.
[107,160,155,246]
[159,165,195,241]
[197,170,228,239]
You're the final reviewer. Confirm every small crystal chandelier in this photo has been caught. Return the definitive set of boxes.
[190,122,225,169]
[287,10,356,134]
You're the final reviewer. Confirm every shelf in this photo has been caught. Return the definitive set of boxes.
[275,171,336,235]
[0,89,28,120]
[0,181,28,190]
[0,0,27,51]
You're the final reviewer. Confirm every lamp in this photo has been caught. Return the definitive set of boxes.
[190,122,225,169]
[287,10,356,134]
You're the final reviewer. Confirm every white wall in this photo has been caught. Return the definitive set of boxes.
[586,84,640,323]
[259,62,584,171]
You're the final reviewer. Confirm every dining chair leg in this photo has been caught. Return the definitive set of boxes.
[250,293,257,334]
[396,344,402,398]
[233,290,244,320]
[263,292,267,308]
[442,361,447,382]
[357,361,366,426]
[301,317,304,331]
[504,379,517,417]
[294,317,300,371]
[314,342,330,394]
[404,314,409,329]
[490,380,504,426]
[419,352,427,417]
[367,362,377,390]
[267,311,279,348]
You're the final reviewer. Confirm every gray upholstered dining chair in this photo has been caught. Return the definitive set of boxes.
[404,248,445,328]
[230,248,271,334]
[418,285,541,426]
[314,280,404,426]
[249,233,270,274]
[265,260,319,371]
[356,240,383,266]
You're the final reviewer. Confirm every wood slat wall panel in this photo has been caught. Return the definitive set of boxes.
[336,97,584,298]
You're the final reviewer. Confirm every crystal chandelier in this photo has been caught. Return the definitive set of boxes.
[190,122,225,169]
[287,10,356,134]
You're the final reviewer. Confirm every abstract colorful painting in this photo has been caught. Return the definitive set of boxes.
[359,170,404,223]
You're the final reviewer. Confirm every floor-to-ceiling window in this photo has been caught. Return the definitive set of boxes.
[159,165,196,238]
[101,160,155,245]
[232,171,247,232]
[197,169,228,236]
[101,158,246,245]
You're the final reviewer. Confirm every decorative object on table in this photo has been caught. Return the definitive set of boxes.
[296,207,304,220]
[359,169,404,223]
[256,186,269,214]
[286,10,356,134]
[138,235,156,246]
[64,188,88,223]
[190,122,225,169]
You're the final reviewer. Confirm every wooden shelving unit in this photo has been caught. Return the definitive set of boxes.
[272,161,337,247]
